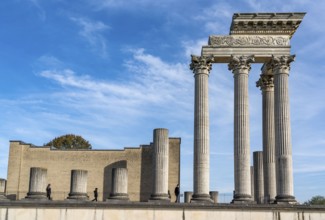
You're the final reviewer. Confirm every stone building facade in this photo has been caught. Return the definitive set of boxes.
[6,138,180,202]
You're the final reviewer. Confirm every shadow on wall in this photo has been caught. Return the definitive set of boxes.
[140,146,153,202]
[103,160,127,201]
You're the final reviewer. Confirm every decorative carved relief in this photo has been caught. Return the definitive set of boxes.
[271,55,295,73]
[190,55,214,73]
[228,55,255,72]
[256,74,274,90]
[209,35,290,47]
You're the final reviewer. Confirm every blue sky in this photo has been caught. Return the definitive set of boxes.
[0,0,324,203]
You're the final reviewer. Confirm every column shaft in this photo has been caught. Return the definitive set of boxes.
[67,170,88,200]
[190,55,213,202]
[229,55,254,203]
[150,128,170,201]
[253,151,264,204]
[109,168,129,200]
[25,167,47,199]
[272,55,296,204]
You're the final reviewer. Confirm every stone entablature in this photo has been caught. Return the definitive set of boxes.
[230,13,306,37]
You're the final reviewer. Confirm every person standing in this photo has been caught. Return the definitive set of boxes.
[92,188,98,202]
[174,184,180,203]
[46,184,51,200]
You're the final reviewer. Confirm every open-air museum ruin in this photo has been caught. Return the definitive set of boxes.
[1,12,325,220]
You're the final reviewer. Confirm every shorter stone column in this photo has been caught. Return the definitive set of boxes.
[210,191,219,204]
[109,168,129,201]
[0,179,8,200]
[184,191,193,203]
[150,128,170,201]
[67,170,88,200]
[250,166,254,202]
[253,151,264,204]
[25,167,47,199]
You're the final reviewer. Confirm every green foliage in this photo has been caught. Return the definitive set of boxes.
[44,134,92,149]
[304,195,325,205]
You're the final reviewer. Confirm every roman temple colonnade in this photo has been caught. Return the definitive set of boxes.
[190,13,305,204]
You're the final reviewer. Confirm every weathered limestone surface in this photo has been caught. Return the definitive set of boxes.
[25,167,47,200]
[150,128,170,201]
[209,191,218,204]
[229,55,254,203]
[256,68,276,203]
[250,166,254,202]
[190,55,213,203]
[67,170,88,200]
[109,168,129,200]
[0,202,324,220]
[272,55,296,204]
[253,151,264,204]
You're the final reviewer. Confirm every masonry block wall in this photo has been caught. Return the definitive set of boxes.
[6,138,180,202]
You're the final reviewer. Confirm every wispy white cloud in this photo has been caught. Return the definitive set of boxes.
[70,17,109,57]
[27,0,46,20]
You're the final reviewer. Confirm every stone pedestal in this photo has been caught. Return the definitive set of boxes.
[256,70,276,203]
[0,179,8,201]
[67,170,88,200]
[184,191,193,203]
[210,191,219,204]
[229,55,254,203]
[253,151,264,204]
[272,55,297,204]
[25,167,47,200]
[109,168,129,201]
[190,55,213,203]
[150,128,170,202]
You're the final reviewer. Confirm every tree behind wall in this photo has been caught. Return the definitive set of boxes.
[44,134,92,149]
[304,195,325,205]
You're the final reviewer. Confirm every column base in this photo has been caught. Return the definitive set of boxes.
[231,194,254,204]
[275,195,297,204]
[108,193,129,201]
[25,192,47,200]
[149,193,170,202]
[190,193,213,203]
[67,192,89,200]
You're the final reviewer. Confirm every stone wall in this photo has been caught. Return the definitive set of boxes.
[6,138,180,202]
[0,202,324,220]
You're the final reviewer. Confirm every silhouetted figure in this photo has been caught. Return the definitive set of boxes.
[92,188,98,202]
[168,190,171,199]
[46,184,51,200]
[174,184,180,203]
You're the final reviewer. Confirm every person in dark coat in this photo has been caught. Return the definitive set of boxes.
[174,184,180,203]
[46,184,51,200]
[92,188,98,202]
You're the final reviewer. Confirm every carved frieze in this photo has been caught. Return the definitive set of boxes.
[209,35,290,47]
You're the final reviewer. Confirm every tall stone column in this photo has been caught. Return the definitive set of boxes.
[109,168,129,200]
[25,167,47,199]
[256,66,277,203]
[0,179,8,200]
[228,55,254,203]
[253,151,264,204]
[150,128,170,201]
[67,170,88,200]
[272,55,297,204]
[190,55,214,203]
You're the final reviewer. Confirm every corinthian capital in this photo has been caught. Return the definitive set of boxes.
[190,55,214,74]
[228,55,255,74]
[256,74,274,91]
[271,55,295,74]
